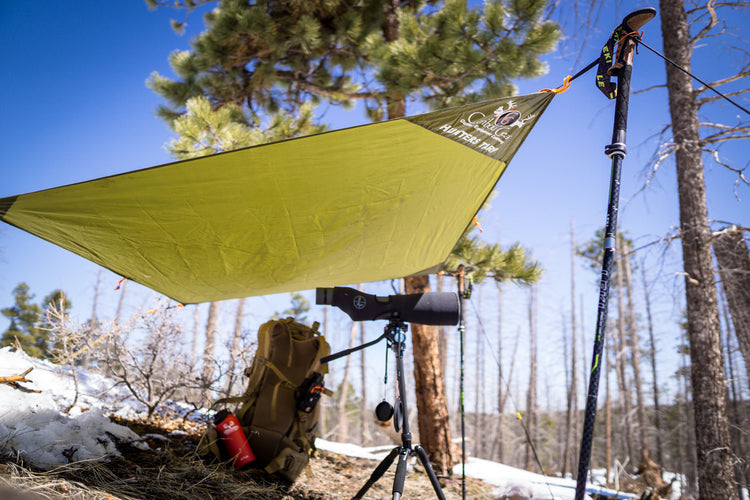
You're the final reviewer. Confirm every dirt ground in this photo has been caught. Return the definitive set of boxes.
[0,416,498,500]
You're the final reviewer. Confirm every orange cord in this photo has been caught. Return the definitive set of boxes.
[539,75,572,94]
[472,216,484,233]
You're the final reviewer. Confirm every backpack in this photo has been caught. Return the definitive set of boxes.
[198,317,331,482]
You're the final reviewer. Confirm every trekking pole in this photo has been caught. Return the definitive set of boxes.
[456,265,469,500]
[574,9,656,500]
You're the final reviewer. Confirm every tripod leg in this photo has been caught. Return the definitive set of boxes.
[392,447,410,500]
[353,447,400,500]
[414,445,447,500]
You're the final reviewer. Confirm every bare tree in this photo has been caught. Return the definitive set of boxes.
[641,265,664,465]
[621,238,648,458]
[713,226,750,384]
[562,220,579,477]
[336,319,358,442]
[524,287,538,471]
[659,0,740,496]
[102,307,203,420]
[359,320,371,446]
[615,235,635,467]
[224,298,246,396]
[201,301,219,403]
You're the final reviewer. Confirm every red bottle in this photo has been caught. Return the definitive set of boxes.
[214,410,255,468]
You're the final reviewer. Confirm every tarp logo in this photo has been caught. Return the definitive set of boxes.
[494,110,521,127]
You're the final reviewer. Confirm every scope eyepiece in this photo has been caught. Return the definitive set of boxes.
[316,287,334,306]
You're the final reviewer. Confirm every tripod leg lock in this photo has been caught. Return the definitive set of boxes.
[605,142,627,158]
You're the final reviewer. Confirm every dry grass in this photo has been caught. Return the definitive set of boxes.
[0,417,498,500]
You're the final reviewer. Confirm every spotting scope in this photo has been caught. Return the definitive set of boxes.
[316,286,459,326]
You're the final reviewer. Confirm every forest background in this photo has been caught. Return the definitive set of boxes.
[0,1,748,497]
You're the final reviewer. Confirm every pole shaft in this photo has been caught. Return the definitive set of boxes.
[574,62,632,500]
[459,295,467,500]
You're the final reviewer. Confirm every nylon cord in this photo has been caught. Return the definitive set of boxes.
[636,38,750,116]
[559,37,749,117]
[570,58,600,82]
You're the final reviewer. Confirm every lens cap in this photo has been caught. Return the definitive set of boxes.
[375,400,394,422]
[394,397,403,432]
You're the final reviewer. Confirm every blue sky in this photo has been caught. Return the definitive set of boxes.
[1,2,748,409]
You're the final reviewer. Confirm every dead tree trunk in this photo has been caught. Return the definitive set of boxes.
[524,287,538,471]
[713,226,750,384]
[641,266,664,465]
[201,301,220,403]
[495,284,505,462]
[359,321,371,445]
[190,304,200,368]
[614,238,635,467]
[563,220,579,477]
[225,297,246,396]
[336,319,358,442]
[659,1,738,496]
[621,239,648,457]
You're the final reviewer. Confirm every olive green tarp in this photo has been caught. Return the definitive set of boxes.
[0,92,554,304]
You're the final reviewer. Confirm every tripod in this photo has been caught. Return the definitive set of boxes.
[322,319,446,500]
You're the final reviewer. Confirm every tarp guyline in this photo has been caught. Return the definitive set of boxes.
[1,91,554,304]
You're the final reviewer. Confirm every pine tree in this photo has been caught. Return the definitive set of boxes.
[164,95,323,397]
[2,283,42,355]
[150,0,559,472]
[1,283,71,359]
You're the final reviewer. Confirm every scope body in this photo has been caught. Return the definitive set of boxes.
[316,286,459,326]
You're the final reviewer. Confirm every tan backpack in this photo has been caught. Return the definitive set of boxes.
[199,317,331,481]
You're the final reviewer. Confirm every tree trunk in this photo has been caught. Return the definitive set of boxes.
[474,292,483,457]
[359,321,371,446]
[404,274,454,476]
[379,0,453,473]
[495,284,504,463]
[605,331,614,486]
[225,297,246,396]
[524,287,538,471]
[190,304,200,368]
[563,220,578,477]
[614,240,635,467]
[641,266,664,465]
[621,238,648,455]
[713,226,750,384]
[659,1,738,497]
[201,301,219,402]
[721,292,748,500]
[337,319,358,442]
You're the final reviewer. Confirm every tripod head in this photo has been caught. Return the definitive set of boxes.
[316,286,459,326]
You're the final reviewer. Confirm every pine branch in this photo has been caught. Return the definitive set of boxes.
[275,70,384,101]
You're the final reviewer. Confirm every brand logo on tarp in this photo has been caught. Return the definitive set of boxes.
[434,101,537,154]
[353,295,367,310]
[409,95,545,159]
[494,110,521,126]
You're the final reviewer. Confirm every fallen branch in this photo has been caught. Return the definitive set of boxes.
[0,367,41,393]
